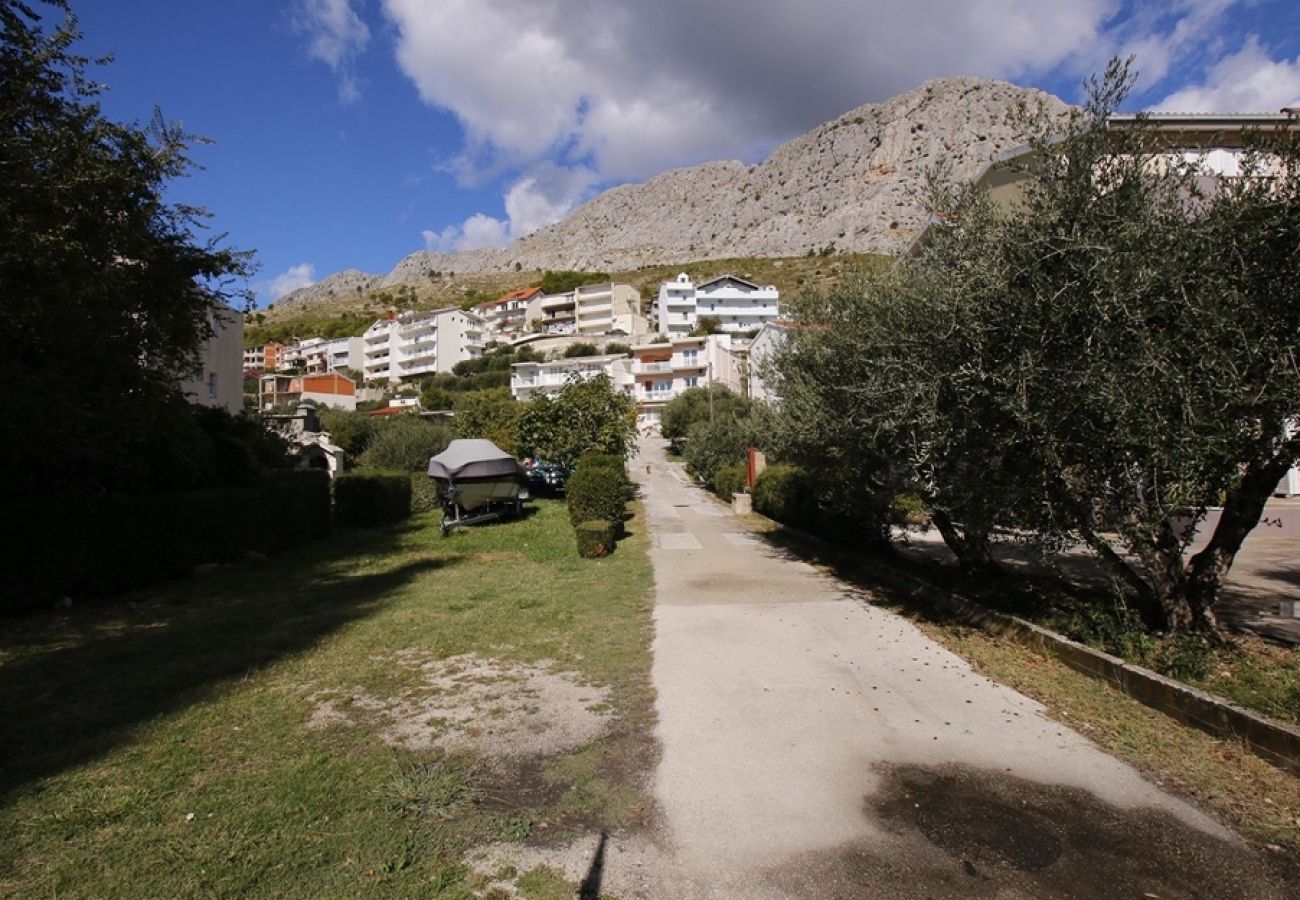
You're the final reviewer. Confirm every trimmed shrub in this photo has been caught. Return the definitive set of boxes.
[575,520,616,558]
[566,466,627,528]
[575,453,633,502]
[334,470,413,527]
[752,464,819,532]
[0,468,331,612]
[410,473,441,514]
[712,465,747,502]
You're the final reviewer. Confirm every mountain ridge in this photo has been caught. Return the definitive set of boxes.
[276,76,1067,309]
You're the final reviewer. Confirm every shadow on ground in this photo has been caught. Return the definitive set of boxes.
[0,521,451,803]
[764,763,1299,899]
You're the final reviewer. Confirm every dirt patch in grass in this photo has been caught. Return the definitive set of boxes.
[308,652,613,763]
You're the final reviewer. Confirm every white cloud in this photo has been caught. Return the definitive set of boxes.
[423,214,509,253]
[267,263,317,299]
[387,1,1286,251]
[291,0,371,104]
[1155,35,1300,112]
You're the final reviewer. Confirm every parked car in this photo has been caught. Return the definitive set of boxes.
[525,460,569,497]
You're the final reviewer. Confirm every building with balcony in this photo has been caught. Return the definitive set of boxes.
[260,371,357,411]
[361,307,485,384]
[628,334,744,426]
[474,287,542,340]
[527,282,647,337]
[509,353,633,402]
[654,273,780,337]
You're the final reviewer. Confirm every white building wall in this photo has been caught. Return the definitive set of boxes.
[181,305,243,414]
[695,278,780,333]
[510,354,632,402]
[748,321,789,404]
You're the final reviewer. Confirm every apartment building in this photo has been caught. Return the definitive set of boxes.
[260,372,357,411]
[527,282,646,337]
[474,287,542,340]
[243,340,287,372]
[654,273,780,337]
[361,307,485,384]
[628,334,743,426]
[747,320,790,404]
[509,353,633,402]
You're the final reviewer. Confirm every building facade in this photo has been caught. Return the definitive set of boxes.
[361,307,485,384]
[654,273,780,337]
[260,371,357,411]
[474,287,542,340]
[181,305,243,414]
[509,353,633,402]
[628,334,743,426]
[527,282,646,337]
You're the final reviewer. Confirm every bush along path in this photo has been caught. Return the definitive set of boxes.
[543,435,1295,899]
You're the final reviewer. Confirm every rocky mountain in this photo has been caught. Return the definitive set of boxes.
[276,77,1067,309]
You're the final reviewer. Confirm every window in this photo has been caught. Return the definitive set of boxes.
[683,349,698,363]
[207,372,218,398]
[683,376,699,388]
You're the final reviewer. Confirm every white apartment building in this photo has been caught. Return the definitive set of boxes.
[629,334,743,426]
[654,273,780,337]
[361,307,485,384]
[527,282,646,337]
[242,344,265,370]
[510,354,633,402]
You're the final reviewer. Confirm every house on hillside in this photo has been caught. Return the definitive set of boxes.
[361,307,485,383]
[654,273,780,337]
[475,287,543,340]
[526,282,647,337]
[260,371,357,411]
[629,334,744,428]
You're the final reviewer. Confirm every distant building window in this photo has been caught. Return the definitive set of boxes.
[684,376,699,388]
[207,372,218,398]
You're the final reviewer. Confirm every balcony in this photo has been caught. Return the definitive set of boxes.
[634,361,672,374]
[673,356,705,370]
[639,389,677,401]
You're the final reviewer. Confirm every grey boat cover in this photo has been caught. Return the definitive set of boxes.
[427,439,525,481]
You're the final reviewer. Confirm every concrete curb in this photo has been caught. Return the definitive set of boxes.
[760,519,1300,778]
[870,564,1300,778]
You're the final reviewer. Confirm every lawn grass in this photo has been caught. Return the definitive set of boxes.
[0,499,654,897]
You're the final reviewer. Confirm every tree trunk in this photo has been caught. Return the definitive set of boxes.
[1076,522,1164,630]
[1182,448,1297,639]
[931,509,999,576]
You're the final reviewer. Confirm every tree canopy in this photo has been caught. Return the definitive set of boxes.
[516,375,635,466]
[772,60,1300,636]
[1,1,254,497]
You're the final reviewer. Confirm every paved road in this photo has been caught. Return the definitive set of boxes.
[627,437,1292,899]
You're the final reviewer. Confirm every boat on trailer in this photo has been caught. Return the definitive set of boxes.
[427,439,528,535]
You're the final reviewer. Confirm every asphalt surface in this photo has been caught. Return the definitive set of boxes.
[626,437,1294,899]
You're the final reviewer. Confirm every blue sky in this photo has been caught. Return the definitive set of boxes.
[65,1,1300,307]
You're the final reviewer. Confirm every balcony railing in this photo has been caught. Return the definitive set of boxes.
[634,361,672,374]
[639,389,677,401]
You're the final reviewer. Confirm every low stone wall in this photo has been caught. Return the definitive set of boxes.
[870,564,1300,778]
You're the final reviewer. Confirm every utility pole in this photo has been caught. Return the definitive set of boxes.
[708,359,714,422]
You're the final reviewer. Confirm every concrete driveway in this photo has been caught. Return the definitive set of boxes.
[630,437,1292,899]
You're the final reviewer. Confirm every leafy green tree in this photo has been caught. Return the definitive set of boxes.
[564,342,600,358]
[452,388,521,451]
[516,375,635,466]
[318,408,379,461]
[1,1,254,498]
[660,385,749,451]
[603,342,631,357]
[691,315,723,336]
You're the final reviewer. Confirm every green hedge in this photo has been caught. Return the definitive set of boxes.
[712,464,747,502]
[566,466,628,529]
[334,470,413,527]
[752,464,820,532]
[574,453,633,501]
[0,468,331,613]
[575,520,617,558]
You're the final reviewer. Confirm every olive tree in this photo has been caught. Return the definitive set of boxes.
[773,61,1300,637]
